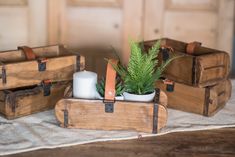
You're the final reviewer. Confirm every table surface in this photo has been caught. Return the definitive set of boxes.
[4,127,235,157]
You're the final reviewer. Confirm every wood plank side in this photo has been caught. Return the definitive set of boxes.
[144,39,194,85]
[196,52,230,87]
[163,52,193,85]
[145,38,225,55]
[208,79,232,116]
[0,45,60,63]
[55,99,167,133]
[0,55,77,90]
[156,80,205,115]
[3,82,69,119]
[0,91,6,115]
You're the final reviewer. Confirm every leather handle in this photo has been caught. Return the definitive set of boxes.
[186,41,202,54]
[18,46,36,60]
[104,59,118,101]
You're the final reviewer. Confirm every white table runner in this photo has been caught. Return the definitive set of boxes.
[0,81,235,156]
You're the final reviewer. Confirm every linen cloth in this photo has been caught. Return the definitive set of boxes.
[0,81,234,156]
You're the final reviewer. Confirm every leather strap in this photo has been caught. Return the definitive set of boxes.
[186,41,202,54]
[18,46,36,60]
[104,59,118,101]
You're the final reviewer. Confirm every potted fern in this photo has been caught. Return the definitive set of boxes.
[111,40,175,102]
[96,77,125,100]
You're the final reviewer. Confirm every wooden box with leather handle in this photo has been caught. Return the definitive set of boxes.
[155,79,232,116]
[0,81,71,119]
[144,38,230,87]
[0,45,85,119]
[0,45,85,90]
[55,59,168,133]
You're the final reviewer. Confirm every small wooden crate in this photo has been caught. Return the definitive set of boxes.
[0,45,85,90]
[0,81,71,119]
[144,38,230,87]
[55,59,168,133]
[156,79,232,116]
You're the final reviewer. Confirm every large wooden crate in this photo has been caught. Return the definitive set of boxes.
[55,97,167,133]
[55,59,168,133]
[0,45,85,90]
[144,38,230,87]
[0,81,71,119]
[155,79,232,116]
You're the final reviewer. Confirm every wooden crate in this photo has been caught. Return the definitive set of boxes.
[155,79,232,116]
[144,38,230,87]
[0,81,71,119]
[0,45,85,90]
[55,59,168,133]
[55,91,168,133]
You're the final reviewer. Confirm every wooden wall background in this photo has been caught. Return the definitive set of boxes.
[0,0,234,64]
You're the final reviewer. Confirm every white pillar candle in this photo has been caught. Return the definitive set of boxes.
[73,71,97,99]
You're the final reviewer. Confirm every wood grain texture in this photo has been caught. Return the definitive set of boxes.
[4,127,235,157]
[0,45,82,90]
[195,52,230,87]
[0,81,70,119]
[208,79,232,116]
[68,0,122,7]
[144,38,230,87]
[0,56,76,90]
[55,98,167,133]
[0,0,27,6]
[156,79,232,116]
[166,0,218,11]
[156,80,206,114]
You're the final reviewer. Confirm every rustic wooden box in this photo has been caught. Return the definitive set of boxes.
[55,59,168,133]
[0,81,71,119]
[0,45,84,90]
[156,79,231,116]
[55,91,168,133]
[144,38,230,87]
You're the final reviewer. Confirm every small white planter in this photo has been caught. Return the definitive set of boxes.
[123,91,156,102]
[96,92,124,101]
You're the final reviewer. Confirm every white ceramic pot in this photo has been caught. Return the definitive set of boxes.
[96,92,124,101]
[123,91,156,102]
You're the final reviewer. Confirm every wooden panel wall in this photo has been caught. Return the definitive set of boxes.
[0,0,47,51]
[144,0,234,57]
[0,0,233,64]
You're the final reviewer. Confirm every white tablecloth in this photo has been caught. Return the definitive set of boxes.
[0,81,235,156]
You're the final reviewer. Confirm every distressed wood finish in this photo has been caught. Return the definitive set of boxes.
[55,98,167,133]
[0,81,71,119]
[155,79,231,116]
[144,38,230,87]
[0,45,84,90]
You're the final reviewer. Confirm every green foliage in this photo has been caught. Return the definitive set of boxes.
[96,77,125,97]
[110,39,177,95]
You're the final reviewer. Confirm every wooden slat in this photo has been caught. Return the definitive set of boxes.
[196,52,230,86]
[208,79,232,116]
[165,0,218,11]
[144,38,230,87]
[156,80,206,115]
[163,11,217,48]
[1,82,69,119]
[67,0,123,7]
[122,0,144,64]
[55,99,167,133]
[217,0,235,58]
[143,0,164,40]
[0,56,78,90]
[156,79,232,116]
[163,52,193,85]
[0,45,60,63]
[0,0,27,6]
